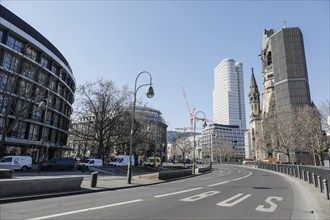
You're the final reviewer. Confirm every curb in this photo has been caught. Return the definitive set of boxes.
[0,169,214,204]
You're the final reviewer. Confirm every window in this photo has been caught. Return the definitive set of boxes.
[40,56,49,69]
[267,51,272,66]
[2,157,12,162]
[22,63,36,80]
[18,80,33,97]
[0,71,14,91]
[25,44,37,61]
[2,52,20,71]
[37,71,47,85]
[51,64,58,75]
[6,36,22,52]
[17,122,26,139]
[48,77,56,91]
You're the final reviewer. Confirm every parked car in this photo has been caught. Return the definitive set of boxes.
[76,159,103,170]
[0,155,32,171]
[196,159,205,164]
[109,155,134,166]
[41,157,76,170]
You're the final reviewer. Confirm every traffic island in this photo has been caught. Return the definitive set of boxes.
[0,169,13,179]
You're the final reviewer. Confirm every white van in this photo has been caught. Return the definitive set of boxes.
[76,159,103,170]
[0,156,32,171]
[145,156,161,167]
[109,155,134,166]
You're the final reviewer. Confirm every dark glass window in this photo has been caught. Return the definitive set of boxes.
[37,71,47,85]
[2,52,20,71]
[40,56,49,68]
[6,35,22,52]
[51,64,57,75]
[22,63,36,80]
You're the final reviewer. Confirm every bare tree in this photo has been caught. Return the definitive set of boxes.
[115,109,149,155]
[318,99,330,130]
[213,140,235,163]
[297,105,329,166]
[174,136,192,163]
[261,106,301,163]
[72,79,131,159]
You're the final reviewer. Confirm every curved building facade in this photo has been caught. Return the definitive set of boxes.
[0,6,76,162]
[135,106,168,161]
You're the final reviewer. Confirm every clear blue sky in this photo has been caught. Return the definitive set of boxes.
[2,0,329,131]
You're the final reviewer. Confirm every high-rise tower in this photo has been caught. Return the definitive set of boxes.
[213,58,246,129]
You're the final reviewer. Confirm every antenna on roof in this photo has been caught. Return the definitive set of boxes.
[283,19,287,28]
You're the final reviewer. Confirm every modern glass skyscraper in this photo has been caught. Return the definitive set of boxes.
[213,58,246,129]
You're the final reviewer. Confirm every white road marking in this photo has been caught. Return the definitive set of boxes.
[216,193,251,207]
[154,187,203,198]
[180,191,220,202]
[207,180,231,187]
[232,171,252,181]
[26,199,143,220]
[256,196,283,212]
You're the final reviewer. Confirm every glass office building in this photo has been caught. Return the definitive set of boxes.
[213,58,246,129]
[0,5,76,162]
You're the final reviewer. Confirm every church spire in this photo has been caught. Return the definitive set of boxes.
[249,68,259,98]
[249,68,261,117]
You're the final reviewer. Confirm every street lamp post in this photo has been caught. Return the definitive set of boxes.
[193,111,207,174]
[38,88,50,162]
[127,71,154,184]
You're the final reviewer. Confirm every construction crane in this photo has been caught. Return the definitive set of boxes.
[181,87,195,135]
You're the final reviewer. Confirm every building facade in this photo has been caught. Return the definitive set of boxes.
[213,58,246,129]
[0,6,76,162]
[68,106,168,162]
[249,26,312,161]
[201,124,245,163]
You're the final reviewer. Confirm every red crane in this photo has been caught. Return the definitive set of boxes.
[181,87,195,135]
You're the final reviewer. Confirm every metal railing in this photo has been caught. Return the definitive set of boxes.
[245,162,330,200]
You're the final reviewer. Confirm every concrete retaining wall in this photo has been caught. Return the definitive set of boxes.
[0,176,83,196]
[158,169,193,180]
[198,166,211,173]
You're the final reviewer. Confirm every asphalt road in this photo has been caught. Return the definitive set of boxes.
[0,164,323,219]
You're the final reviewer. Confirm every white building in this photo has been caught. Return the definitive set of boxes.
[201,124,245,162]
[213,59,246,129]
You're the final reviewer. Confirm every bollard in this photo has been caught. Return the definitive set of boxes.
[303,170,306,181]
[312,173,316,187]
[91,172,98,188]
[293,168,296,178]
[307,171,310,183]
[297,166,300,179]
[323,179,329,200]
[317,176,322,192]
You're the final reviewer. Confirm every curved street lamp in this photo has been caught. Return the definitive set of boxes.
[127,71,154,184]
[193,111,207,174]
[38,88,50,162]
